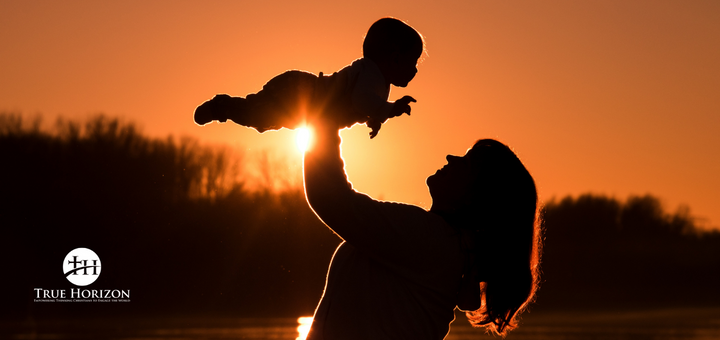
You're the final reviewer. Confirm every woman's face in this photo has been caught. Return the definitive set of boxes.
[427,150,477,214]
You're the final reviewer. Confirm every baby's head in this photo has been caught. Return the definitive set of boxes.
[363,18,425,87]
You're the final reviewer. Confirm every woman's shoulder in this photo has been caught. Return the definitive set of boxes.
[370,198,458,241]
[372,199,464,282]
[365,197,430,217]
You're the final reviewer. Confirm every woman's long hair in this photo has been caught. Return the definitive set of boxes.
[454,139,543,336]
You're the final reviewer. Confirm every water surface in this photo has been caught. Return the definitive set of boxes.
[6,307,720,340]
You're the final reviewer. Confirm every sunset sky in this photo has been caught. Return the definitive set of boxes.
[2,1,719,229]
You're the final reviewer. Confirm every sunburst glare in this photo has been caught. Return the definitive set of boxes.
[296,127,312,154]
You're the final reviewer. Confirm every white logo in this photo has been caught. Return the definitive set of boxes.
[63,248,101,286]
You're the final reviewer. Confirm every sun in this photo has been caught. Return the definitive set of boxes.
[296,127,312,154]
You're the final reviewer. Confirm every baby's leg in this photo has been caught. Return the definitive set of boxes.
[195,71,328,131]
[194,94,246,126]
[240,71,319,132]
[193,91,291,131]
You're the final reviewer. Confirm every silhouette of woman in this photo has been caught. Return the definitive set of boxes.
[303,119,542,339]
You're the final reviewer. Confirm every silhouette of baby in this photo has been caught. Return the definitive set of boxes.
[194,18,423,139]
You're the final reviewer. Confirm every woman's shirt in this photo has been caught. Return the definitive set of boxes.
[303,126,464,340]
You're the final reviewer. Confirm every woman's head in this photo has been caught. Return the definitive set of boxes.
[428,139,542,336]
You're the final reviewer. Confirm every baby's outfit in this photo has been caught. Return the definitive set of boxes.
[195,58,393,138]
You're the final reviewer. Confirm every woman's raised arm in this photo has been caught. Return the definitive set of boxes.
[303,122,356,232]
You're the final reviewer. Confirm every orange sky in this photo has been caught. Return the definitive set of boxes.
[2,1,719,229]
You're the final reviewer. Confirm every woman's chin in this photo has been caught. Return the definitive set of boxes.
[426,173,440,193]
[426,173,436,185]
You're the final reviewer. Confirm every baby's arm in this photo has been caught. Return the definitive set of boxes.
[365,95,416,138]
[352,85,417,138]
[349,59,418,138]
[389,96,416,118]
[351,83,393,124]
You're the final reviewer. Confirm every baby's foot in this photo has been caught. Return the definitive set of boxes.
[194,100,215,126]
[194,95,230,126]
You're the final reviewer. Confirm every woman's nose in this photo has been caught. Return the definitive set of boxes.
[446,155,462,163]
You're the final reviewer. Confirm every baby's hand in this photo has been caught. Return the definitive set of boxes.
[390,95,416,118]
[367,96,417,139]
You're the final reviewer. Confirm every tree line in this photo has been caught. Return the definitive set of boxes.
[1,113,718,322]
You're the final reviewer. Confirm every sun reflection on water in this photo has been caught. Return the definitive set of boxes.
[296,316,313,340]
